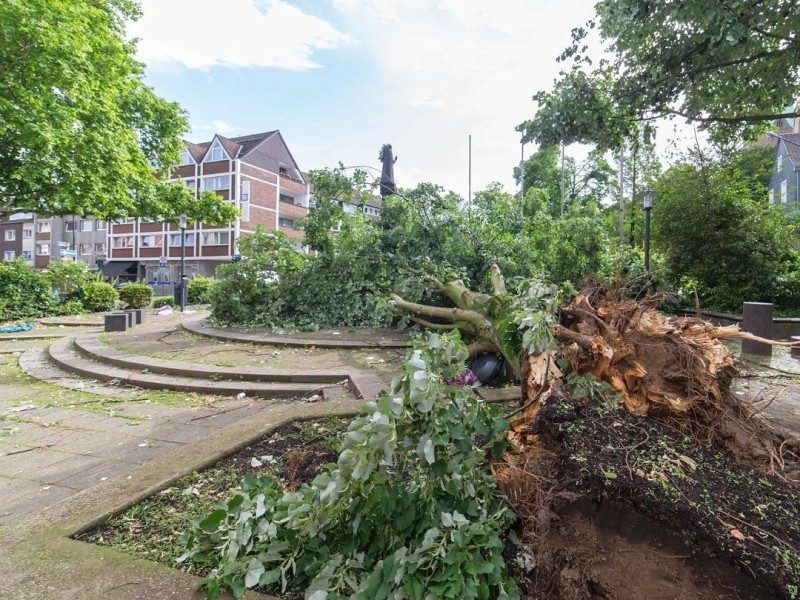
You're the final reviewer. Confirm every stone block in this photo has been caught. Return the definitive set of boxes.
[741,302,773,356]
[104,313,128,332]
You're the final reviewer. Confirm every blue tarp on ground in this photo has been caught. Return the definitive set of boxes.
[0,322,35,333]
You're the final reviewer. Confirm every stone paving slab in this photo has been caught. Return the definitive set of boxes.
[0,482,75,524]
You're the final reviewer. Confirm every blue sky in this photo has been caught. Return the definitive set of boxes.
[131,0,679,198]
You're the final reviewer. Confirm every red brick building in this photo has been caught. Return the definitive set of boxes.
[104,130,310,282]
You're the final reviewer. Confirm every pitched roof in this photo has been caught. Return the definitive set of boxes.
[184,141,207,163]
[183,130,305,182]
[770,131,800,165]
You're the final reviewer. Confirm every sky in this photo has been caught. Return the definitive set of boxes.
[128,0,694,199]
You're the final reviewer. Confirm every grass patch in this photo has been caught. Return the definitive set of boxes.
[77,417,348,580]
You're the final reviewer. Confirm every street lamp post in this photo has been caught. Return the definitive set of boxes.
[179,214,187,312]
[644,189,653,274]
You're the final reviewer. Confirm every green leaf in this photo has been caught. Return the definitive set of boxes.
[198,509,228,533]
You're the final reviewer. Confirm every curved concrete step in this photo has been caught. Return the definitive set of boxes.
[183,317,410,349]
[71,333,385,400]
[48,338,330,400]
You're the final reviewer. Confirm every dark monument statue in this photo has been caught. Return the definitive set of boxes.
[379,143,396,198]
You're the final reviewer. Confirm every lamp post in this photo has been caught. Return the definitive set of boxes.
[644,188,653,274]
[179,214,187,312]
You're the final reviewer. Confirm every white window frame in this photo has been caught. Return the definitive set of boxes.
[769,188,775,203]
[140,235,159,248]
[202,231,230,246]
[206,140,227,162]
[23,228,33,239]
[95,220,107,231]
[203,175,230,191]
[64,220,75,232]
[111,236,133,248]
[80,243,92,255]
[36,244,50,256]
[36,221,51,233]
[4,251,15,261]
[80,220,93,232]
[782,179,788,203]
[778,154,783,171]
[170,233,195,246]
[21,250,32,260]
[180,149,194,165]
[95,243,105,253]
[4,229,15,241]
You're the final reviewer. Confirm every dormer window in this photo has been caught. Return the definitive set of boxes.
[207,139,227,162]
[180,149,194,165]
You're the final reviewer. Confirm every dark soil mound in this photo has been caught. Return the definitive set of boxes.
[499,396,800,600]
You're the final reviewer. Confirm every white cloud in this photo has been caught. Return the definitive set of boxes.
[130,0,353,70]
[408,95,445,109]
[327,0,600,197]
[189,120,240,138]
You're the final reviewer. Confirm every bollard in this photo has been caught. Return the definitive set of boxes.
[125,308,145,325]
[741,302,773,356]
[104,313,128,332]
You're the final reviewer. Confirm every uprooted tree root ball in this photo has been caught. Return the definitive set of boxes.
[521,283,800,482]
[495,397,800,600]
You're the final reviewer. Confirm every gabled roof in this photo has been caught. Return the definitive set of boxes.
[769,131,800,166]
[184,141,207,163]
[184,130,304,182]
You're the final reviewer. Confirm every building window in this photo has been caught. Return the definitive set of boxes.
[180,149,194,165]
[36,221,51,233]
[206,140,227,162]
[204,175,230,191]
[95,243,105,253]
[23,228,32,238]
[140,235,161,247]
[96,220,107,230]
[279,194,295,204]
[778,154,783,171]
[80,243,92,255]
[80,220,93,232]
[21,251,32,260]
[279,217,295,228]
[3,251,14,261]
[184,179,197,190]
[782,179,788,203]
[169,233,195,246]
[36,244,50,256]
[769,188,775,203]
[202,231,230,245]
[4,229,15,241]
[64,220,75,232]
[112,236,133,248]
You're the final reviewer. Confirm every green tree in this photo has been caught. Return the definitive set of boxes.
[520,0,800,148]
[0,0,235,224]
[653,149,799,311]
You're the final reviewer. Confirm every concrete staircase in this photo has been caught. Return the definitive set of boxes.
[47,333,386,401]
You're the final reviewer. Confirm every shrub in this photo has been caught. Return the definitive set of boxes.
[45,260,97,301]
[118,283,153,309]
[0,259,57,322]
[188,276,214,305]
[82,281,119,312]
[152,295,173,309]
[55,299,87,316]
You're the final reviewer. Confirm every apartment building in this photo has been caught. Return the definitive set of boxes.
[105,130,310,283]
[0,213,35,265]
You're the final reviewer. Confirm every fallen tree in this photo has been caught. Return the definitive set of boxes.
[393,268,800,481]
[390,265,560,380]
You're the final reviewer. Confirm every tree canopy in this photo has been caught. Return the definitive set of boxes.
[0,0,236,224]
[519,0,800,148]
